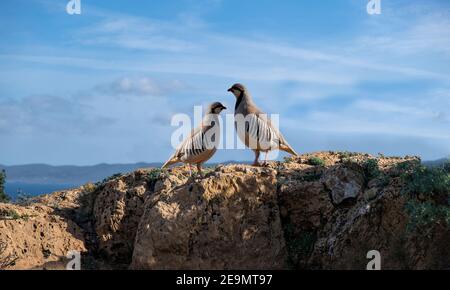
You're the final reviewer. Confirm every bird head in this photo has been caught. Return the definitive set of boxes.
[208,102,227,114]
[227,83,247,98]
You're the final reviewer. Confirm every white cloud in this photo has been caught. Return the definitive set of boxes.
[105,77,163,96]
[2,0,450,163]
[75,14,200,52]
[5,3,450,88]
[0,95,115,135]
[356,5,450,57]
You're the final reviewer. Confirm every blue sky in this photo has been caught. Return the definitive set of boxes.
[1,0,450,165]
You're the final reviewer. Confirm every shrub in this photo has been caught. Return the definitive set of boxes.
[146,169,162,191]
[283,223,316,269]
[405,200,450,232]
[401,163,450,231]
[364,159,380,178]
[402,165,450,199]
[81,182,97,193]
[0,170,10,203]
[338,151,358,159]
[97,173,122,185]
[0,208,21,220]
[92,173,123,192]
[301,171,323,182]
[307,157,325,167]
[146,169,161,182]
[441,158,450,173]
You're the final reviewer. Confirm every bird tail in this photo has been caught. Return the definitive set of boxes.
[162,157,178,169]
[280,142,299,156]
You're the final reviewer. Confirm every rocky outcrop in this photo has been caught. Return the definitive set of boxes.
[278,153,450,270]
[131,165,286,270]
[1,152,449,270]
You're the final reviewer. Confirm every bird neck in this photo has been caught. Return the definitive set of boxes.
[235,92,252,111]
[202,113,219,129]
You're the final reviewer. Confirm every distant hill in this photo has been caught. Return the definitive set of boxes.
[0,163,162,185]
[423,157,450,168]
[1,156,447,186]
[0,161,250,186]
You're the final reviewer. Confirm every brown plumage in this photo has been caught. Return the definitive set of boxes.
[162,102,226,174]
[228,83,298,166]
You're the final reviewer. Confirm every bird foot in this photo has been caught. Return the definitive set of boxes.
[189,170,203,180]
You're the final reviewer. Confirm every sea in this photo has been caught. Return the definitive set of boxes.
[5,182,79,200]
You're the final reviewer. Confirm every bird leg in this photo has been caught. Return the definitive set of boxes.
[263,152,269,166]
[196,163,203,176]
[253,150,261,167]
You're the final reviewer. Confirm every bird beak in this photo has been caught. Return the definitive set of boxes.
[222,106,227,110]
[227,88,232,92]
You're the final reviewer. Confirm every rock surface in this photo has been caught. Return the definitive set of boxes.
[1,152,449,270]
[131,165,286,269]
[0,203,86,270]
[92,170,149,264]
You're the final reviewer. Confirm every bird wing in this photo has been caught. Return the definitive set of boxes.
[172,123,219,163]
[162,126,201,168]
[174,126,203,159]
[241,104,297,155]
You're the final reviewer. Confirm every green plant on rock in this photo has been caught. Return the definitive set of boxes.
[395,160,421,176]
[81,182,97,194]
[401,163,450,231]
[92,173,123,193]
[364,158,380,180]
[146,168,162,191]
[146,168,161,182]
[402,165,450,199]
[283,223,316,269]
[338,151,358,159]
[0,169,10,203]
[283,156,294,163]
[299,171,323,182]
[98,173,122,185]
[202,166,217,174]
[146,168,161,180]
[443,159,450,172]
[405,200,450,232]
[0,209,21,220]
[307,157,325,167]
